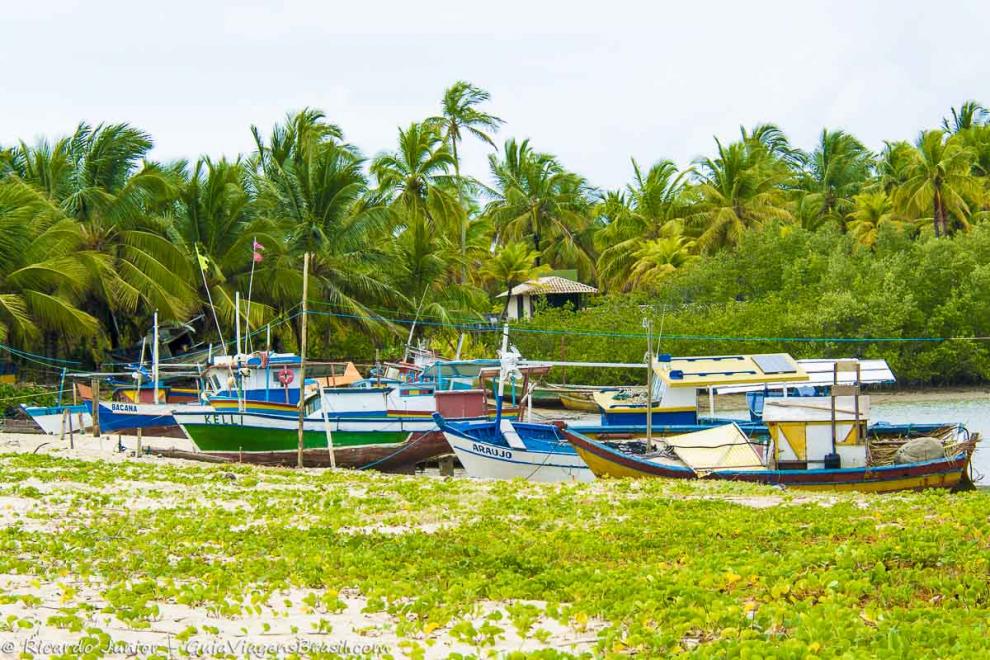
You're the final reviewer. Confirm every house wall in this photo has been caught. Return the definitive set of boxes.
[506,294,533,320]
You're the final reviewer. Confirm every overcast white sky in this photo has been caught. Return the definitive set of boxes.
[3,1,989,190]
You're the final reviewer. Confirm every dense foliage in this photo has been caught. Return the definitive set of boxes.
[1,453,988,657]
[516,222,990,385]
[2,87,989,381]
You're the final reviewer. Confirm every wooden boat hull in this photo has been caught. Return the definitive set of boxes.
[175,411,454,472]
[565,430,976,493]
[559,392,600,412]
[200,431,451,473]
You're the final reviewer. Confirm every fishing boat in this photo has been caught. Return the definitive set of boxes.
[592,353,812,425]
[19,403,92,435]
[563,358,980,492]
[172,405,443,471]
[435,414,593,482]
[564,424,977,492]
[433,325,592,482]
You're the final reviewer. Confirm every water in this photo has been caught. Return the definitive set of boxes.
[871,396,990,484]
[536,393,990,484]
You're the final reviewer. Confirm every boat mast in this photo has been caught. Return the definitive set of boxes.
[235,291,242,356]
[296,252,310,469]
[494,323,510,428]
[152,311,160,405]
[644,316,653,451]
[136,334,147,456]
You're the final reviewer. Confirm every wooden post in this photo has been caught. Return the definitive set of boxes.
[297,252,310,469]
[91,378,101,437]
[136,428,143,457]
[321,394,336,469]
[644,317,654,451]
[60,408,67,444]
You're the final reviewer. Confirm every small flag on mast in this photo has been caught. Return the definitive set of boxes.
[195,246,210,272]
[252,239,265,263]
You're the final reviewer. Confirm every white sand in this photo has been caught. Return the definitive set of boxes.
[0,432,607,657]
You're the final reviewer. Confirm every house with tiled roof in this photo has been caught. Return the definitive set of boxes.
[496,271,598,319]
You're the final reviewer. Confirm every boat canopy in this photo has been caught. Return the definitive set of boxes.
[663,423,764,472]
[712,359,894,394]
[653,353,808,388]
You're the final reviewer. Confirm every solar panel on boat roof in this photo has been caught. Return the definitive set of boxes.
[753,354,796,374]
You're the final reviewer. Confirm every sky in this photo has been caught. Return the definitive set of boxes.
[3,0,990,190]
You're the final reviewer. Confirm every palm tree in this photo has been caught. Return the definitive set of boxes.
[253,110,399,333]
[688,137,793,252]
[372,122,458,227]
[0,179,98,349]
[10,123,196,348]
[595,159,690,291]
[846,191,907,248]
[171,157,281,337]
[897,130,982,237]
[795,129,874,228]
[625,230,697,291]
[942,101,988,134]
[875,140,920,195]
[481,242,550,319]
[371,121,483,322]
[427,82,503,278]
[485,139,594,275]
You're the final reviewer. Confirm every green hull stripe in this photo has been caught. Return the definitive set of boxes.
[183,425,409,452]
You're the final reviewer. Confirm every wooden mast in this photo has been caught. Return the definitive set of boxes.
[296,252,310,469]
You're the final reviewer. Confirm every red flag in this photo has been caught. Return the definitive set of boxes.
[253,240,265,251]
[253,251,263,263]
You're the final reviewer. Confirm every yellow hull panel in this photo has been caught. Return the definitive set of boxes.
[560,395,600,413]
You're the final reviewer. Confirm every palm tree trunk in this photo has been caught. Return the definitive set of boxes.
[501,280,515,319]
[452,139,467,284]
[933,189,942,238]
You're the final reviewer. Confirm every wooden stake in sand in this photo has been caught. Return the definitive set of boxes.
[297,252,309,469]
[91,378,101,437]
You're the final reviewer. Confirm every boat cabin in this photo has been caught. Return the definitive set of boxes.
[594,353,810,425]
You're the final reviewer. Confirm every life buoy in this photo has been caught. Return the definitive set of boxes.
[278,367,294,386]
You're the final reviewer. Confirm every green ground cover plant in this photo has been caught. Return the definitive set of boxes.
[0,454,988,657]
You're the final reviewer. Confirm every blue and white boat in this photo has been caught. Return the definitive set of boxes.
[20,403,92,435]
[435,414,593,483]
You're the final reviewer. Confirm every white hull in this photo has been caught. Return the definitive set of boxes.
[444,432,593,483]
[22,408,93,435]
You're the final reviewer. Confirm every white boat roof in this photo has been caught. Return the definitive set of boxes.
[654,353,808,388]
[712,359,894,394]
